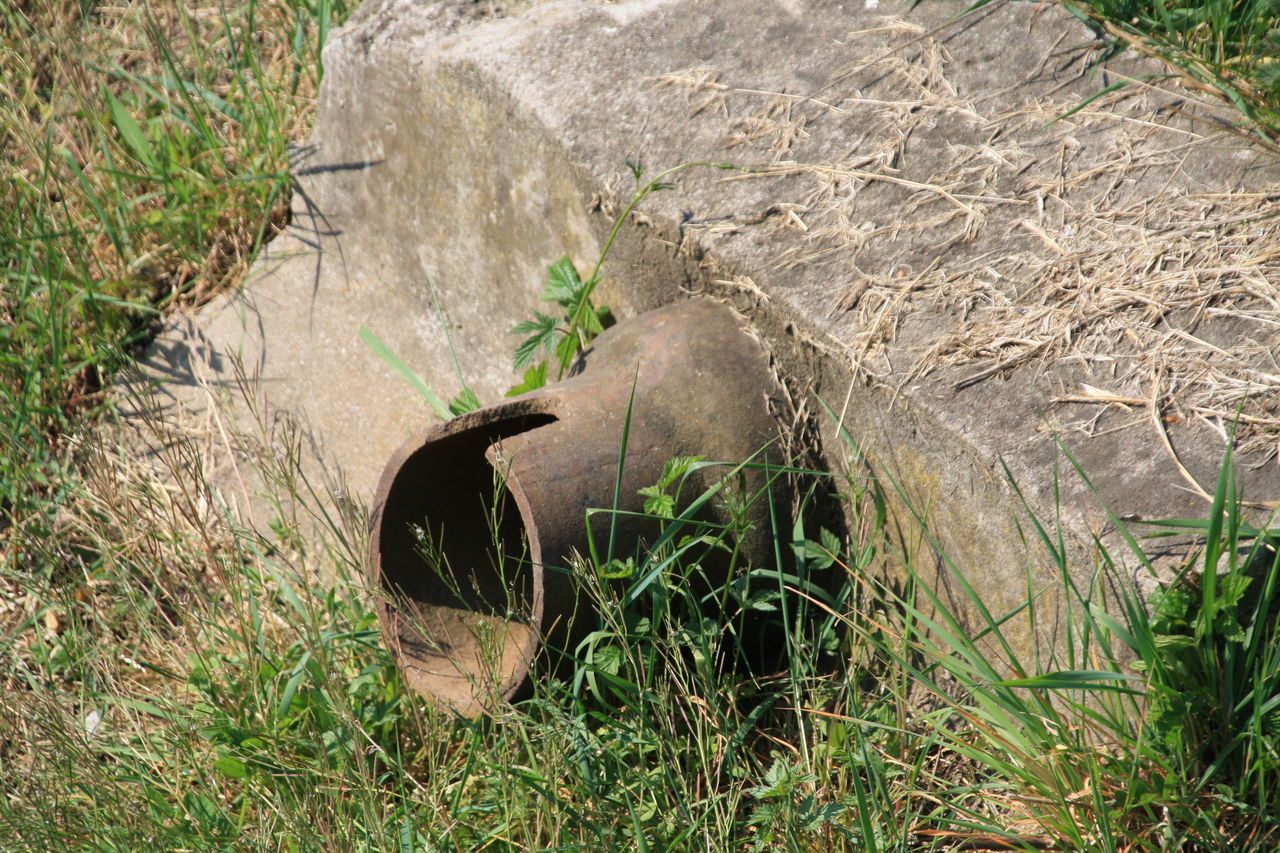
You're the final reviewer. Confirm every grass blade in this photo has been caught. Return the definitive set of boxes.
[357,325,451,420]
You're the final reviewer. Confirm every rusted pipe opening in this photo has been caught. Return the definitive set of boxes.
[374,411,557,711]
[369,299,792,716]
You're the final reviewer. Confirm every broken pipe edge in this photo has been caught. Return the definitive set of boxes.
[367,298,787,716]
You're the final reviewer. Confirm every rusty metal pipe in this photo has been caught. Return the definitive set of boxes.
[368,298,783,716]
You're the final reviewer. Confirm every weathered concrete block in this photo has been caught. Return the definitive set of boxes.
[139,0,1280,661]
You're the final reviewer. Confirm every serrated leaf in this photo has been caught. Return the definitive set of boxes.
[543,256,583,303]
[1149,586,1191,620]
[659,454,704,489]
[750,756,814,799]
[598,557,635,579]
[803,799,844,830]
[510,312,558,337]
[578,304,605,336]
[510,312,558,369]
[800,539,836,571]
[1217,571,1252,609]
[641,490,675,519]
[819,526,841,557]
[505,361,548,396]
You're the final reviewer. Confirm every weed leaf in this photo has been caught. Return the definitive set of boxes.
[543,256,583,303]
[510,311,558,369]
[598,556,636,579]
[448,387,481,416]
[214,756,248,779]
[506,361,548,396]
[105,90,158,173]
[638,486,676,519]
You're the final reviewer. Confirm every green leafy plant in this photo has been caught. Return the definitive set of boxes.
[637,455,706,519]
[1083,443,1280,848]
[363,159,742,408]
[1062,0,1280,142]
[2,0,350,562]
[747,754,846,852]
[507,160,741,395]
[15,2,1280,844]
[823,396,1280,850]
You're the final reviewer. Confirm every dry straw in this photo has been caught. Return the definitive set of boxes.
[650,13,1280,465]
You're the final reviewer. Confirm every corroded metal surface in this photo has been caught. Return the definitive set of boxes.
[367,298,783,716]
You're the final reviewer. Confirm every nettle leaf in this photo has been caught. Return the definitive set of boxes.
[543,256,583,303]
[1216,571,1253,610]
[749,756,816,799]
[1212,611,1248,644]
[800,539,836,571]
[659,455,704,490]
[598,556,635,579]
[638,486,675,519]
[510,311,558,369]
[577,297,605,336]
[819,527,841,557]
[801,798,844,832]
[505,361,548,396]
[795,528,841,571]
[592,642,624,675]
[1149,586,1191,622]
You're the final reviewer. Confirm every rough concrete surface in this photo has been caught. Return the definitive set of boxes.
[133,0,1280,660]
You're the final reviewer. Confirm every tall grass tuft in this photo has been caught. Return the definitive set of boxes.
[823,417,1280,851]
[5,360,1278,848]
[1063,0,1280,141]
[1,0,351,561]
[5,1,1280,849]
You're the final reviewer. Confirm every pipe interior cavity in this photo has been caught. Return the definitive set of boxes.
[376,412,556,704]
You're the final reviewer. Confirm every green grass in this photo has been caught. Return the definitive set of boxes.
[5,377,1277,849]
[4,0,1280,849]
[1062,0,1280,142]
[1,0,350,560]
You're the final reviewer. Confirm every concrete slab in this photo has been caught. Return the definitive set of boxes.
[135,0,1280,660]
